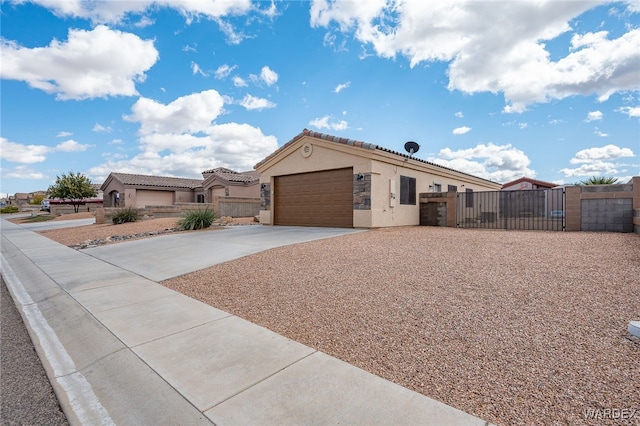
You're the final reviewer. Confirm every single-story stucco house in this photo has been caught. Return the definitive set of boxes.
[255,129,502,228]
[101,168,259,209]
[201,167,260,199]
[502,177,558,191]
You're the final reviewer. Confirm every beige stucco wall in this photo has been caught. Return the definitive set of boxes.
[228,183,259,198]
[257,135,501,228]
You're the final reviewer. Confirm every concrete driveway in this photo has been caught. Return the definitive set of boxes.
[84,225,365,281]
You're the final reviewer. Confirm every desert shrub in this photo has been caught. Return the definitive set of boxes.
[177,208,216,231]
[0,206,19,214]
[112,207,141,224]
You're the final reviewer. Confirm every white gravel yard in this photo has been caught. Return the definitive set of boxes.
[161,227,640,426]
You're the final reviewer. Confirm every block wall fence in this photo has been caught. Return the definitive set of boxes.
[420,176,640,234]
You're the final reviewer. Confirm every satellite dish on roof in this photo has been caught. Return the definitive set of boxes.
[404,141,420,155]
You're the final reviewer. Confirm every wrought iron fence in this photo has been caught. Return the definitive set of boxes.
[456,188,565,231]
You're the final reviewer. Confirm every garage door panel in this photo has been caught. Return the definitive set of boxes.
[135,190,174,208]
[274,168,353,227]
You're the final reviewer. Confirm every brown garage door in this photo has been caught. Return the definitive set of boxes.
[274,168,353,227]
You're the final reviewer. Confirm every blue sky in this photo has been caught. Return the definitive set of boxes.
[1,0,639,196]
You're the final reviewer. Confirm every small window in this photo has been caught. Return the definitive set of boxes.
[400,175,416,205]
[465,188,474,208]
[433,183,442,192]
[448,185,457,192]
[196,194,205,203]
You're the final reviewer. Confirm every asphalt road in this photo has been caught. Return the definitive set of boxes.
[1,276,68,425]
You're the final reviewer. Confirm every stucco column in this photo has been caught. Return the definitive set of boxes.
[565,186,581,231]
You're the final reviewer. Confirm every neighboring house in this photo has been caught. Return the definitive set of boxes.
[201,167,260,199]
[498,176,563,220]
[502,177,558,191]
[13,193,31,206]
[101,169,257,209]
[101,173,204,208]
[255,129,502,228]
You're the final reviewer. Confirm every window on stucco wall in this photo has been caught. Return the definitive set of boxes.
[400,175,416,205]
[465,188,474,208]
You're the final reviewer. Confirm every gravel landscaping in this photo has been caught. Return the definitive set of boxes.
[32,213,256,248]
[160,227,640,426]
[32,216,640,425]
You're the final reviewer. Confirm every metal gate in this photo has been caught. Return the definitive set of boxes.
[456,188,565,231]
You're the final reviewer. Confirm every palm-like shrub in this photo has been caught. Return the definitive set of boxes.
[177,208,216,231]
[578,176,619,185]
[112,207,141,224]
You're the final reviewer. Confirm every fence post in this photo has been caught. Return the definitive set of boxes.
[564,186,581,231]
[633,177,640,234]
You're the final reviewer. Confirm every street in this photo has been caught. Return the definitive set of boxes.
[1,277,68,425]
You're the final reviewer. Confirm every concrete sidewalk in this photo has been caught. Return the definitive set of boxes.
[1,218,491,425]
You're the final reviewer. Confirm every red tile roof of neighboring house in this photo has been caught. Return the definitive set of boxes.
[201,167,259,183]
[501,177,559,190]
[104,173,203,190]
[254,129,499,185]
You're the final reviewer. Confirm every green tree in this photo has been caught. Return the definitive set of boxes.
[577,176,619,185]
[30,194,44,205]
[47,172,97,213]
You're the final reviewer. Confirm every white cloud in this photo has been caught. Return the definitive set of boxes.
[309,115,349,131]
[593,129,608,137]
[239,94,276,110]
[218,19,252,45]
[570,144,634,163]
[617,106,640,117]
[334,81,351,93]
[93,123,112,133]
[57,131,73,137]
[56,139,90,152]
[310,1,640,112]
[3,165,46,180]
[260,66,278,86]
[134,16,154,28]
[428,142,535,183]
[452,126,471,135]
[1,138,51,163]
[87,122,278,181]
[124,90,225,135]
[560,144,636,177]
[191,62,209,77]
[22,0,253,24]
[0,25,158,100]
[95,90,279,179]
[214,64,237,79]
[0,137,91,163]
[233,76,248,87]
[585,110,603,122]
[182,44,197,53]
[560,161,622,178]
[454,111,464,118]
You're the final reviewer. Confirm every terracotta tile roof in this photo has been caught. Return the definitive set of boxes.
[108,173,203,189]
[255,129,499,185]
[502,177,558,189]
[201,167,259,183]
